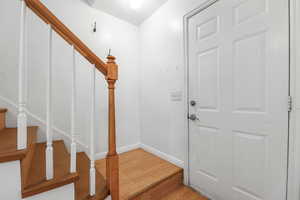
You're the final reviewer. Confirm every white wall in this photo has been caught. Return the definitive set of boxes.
[0,161,22,200]
[0,161,74,200]
[0,0,140,155]
[139,0,207,164]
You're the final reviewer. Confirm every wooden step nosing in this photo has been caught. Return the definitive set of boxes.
[0,149,27,163]
[22,173,79,198]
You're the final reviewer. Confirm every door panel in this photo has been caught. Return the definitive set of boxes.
[188,0,289,200]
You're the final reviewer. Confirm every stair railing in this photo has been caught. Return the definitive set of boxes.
[18,0,120,199]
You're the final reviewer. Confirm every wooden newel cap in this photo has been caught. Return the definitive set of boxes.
[107,55,116,63]
[106,55,118,81]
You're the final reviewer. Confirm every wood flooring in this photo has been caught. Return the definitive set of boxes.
[161,186,208,200]
[95,149,208,200]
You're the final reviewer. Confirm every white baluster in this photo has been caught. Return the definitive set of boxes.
[90,66,96,196]
[46,24,54,180]
[17,0,28,150]
[70,46,77,173]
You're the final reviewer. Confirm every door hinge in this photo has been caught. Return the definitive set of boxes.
[288,96,293,112]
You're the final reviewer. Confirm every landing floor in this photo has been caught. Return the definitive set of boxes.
[95,148,208,200]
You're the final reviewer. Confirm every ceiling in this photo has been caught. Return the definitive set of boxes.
[86,0,169,26]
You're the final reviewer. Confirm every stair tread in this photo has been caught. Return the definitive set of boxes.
[22,140,79,198]
[0,127,38,162]
[75,152,108,200]
[96,148,183,200]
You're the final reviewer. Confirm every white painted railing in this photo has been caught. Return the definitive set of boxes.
[46,24,54,180]
[17,0,104,196]
[17,0,28,150]
[90,66,96,196]
[70,46,77,173]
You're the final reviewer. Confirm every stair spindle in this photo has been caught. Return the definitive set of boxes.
[46,24,54,180]
[89,66,96,196]
[17,0,28,150]
[70,46,77,173]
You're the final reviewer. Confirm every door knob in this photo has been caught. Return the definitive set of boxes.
[188,114,199,121]
[190,100,196,106]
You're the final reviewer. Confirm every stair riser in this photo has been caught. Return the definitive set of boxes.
[0,112,6,131]
[132,171,183,200]
[21,141,37,189]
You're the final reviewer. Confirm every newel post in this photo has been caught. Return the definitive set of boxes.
[106,55,119,200]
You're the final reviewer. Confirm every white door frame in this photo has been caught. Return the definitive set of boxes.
[287,0,300,200]
[182,1,300,200]
[182,0,219,187]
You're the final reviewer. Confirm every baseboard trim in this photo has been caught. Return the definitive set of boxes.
[95,143,141,160]
[140,144,184,168]
[95,143,184,169]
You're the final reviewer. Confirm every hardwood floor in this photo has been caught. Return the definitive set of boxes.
[161,186,208,200]
[95,149,208,200]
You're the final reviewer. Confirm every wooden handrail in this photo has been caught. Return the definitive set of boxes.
[25,0,107,75]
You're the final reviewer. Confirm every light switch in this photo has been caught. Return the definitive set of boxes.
[170,91,182,102]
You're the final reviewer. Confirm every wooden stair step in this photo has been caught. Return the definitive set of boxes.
[95,149,184,200]
[131,169,183,200]
[75,152,108,200]
[0,108,7,131]
[22,140,79,198]
[0,127,38,163]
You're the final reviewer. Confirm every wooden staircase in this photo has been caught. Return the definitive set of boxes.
[0,108,108,199]
[4,0,121,199]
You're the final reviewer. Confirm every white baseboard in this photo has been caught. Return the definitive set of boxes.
[95,143,141,160]
[94,143,184,169]
[140,144,184,168]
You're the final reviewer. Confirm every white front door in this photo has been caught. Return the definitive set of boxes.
[188,0,289,200]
